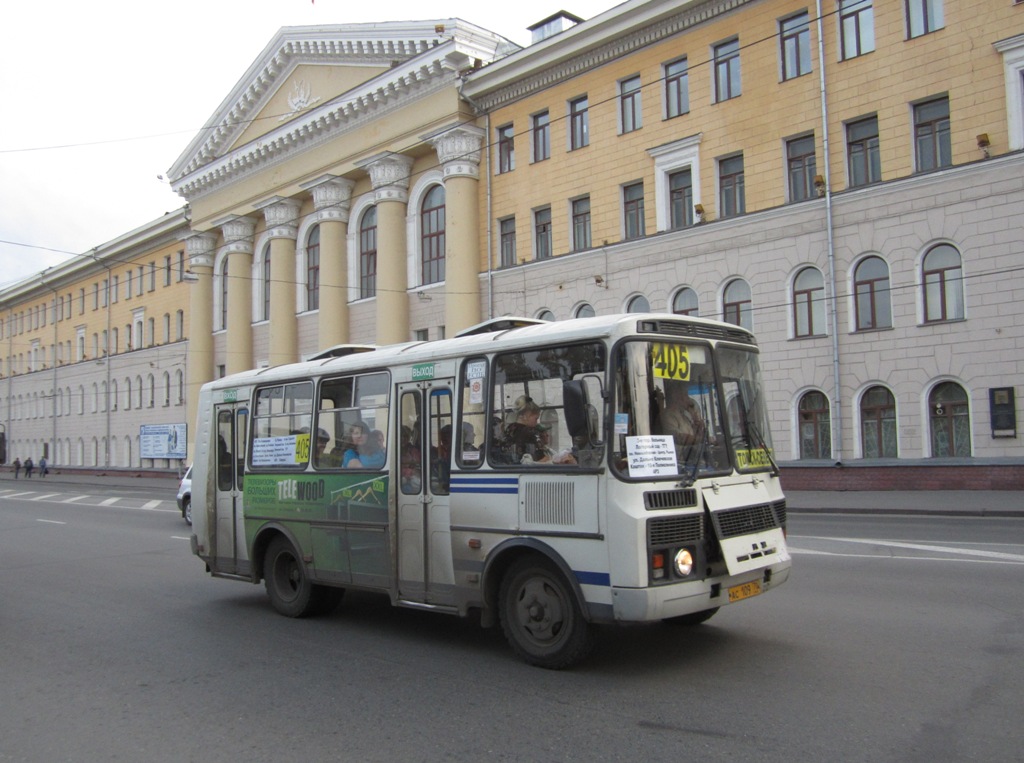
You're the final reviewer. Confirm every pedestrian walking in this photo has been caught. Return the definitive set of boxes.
[39,456,48,477]
[24,457,34,478]
[13,457,21,478]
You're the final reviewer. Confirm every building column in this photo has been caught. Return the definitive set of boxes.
[221,216,256,374]
[304,176,354,350]
[359,153,413,345]
[430,125,484,334]
[184,231,217,461]
[256,197,301,366]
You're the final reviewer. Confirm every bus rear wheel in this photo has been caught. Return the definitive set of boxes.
[263,536,341,617]
[499,556,593,669]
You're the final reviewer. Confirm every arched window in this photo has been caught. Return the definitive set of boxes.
[111,327,119,354]
[147,374,155,408]
[219,257,229,330]
[672,287,699,316]
[359,207,377,299]
[798,391,831,459]
[929,382,971,457]
[627,295,650,313]
[575,303,595,318]
[861,386,897,458]
[793,267,825,338]
[124,378,132,410]
[162,372,171,406]
[163,313,170,343]
[537,310,555,321]
[854,256,892,330]
[175,370,184,404]
[306,224,320,311]
[176,310,184,340]
[110,379,118,411]
[421,185,446,285]
[723,278,753,330]
[135,375,143,409]
[922,244,964,323]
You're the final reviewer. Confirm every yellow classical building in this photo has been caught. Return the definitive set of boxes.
[3,0,1023,486]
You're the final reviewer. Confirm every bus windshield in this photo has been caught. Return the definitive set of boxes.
[611,339,773,480]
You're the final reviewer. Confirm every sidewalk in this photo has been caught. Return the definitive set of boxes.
[1,470,1021,517]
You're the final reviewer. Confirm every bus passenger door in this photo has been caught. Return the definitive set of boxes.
[213,404,248,576]
[396,382,455,605]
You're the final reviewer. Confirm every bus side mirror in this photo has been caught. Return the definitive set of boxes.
[563,380,591,442]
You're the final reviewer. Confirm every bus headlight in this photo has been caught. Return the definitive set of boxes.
[673,548,694,577]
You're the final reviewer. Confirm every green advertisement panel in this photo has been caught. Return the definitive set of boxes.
[244,472,391,586]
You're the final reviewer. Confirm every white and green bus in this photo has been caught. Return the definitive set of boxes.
[190,313,791,668]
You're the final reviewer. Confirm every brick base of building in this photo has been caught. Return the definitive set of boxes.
[779,463,1024,491]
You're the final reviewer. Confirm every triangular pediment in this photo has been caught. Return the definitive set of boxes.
[168,20,518,200]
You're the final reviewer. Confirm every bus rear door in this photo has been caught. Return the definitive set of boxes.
[212,403,249,577]
[396,381,455,606]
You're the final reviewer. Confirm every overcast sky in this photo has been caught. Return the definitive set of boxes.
[0,0,617,290]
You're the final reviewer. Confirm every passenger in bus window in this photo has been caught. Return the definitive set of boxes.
[432,425,453,491]
[314,428,338,467]
[342,421,385,469]
[655,383,706,458]
[400,425,422,491]
[500,396,576,465]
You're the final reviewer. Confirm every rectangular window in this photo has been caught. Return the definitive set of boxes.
[572,197,591,251]
[101,279,108,308]
[148,263,156,292]
[914,96,951,171]
[719,155,745,218]
[164,256,172,286]
[847,116,881,186]
[787,134,817,202]
[669,169,693,229]
[500,218,517,268]
[714,38,741,103]
[497,124,515,173]
[176,251,185,282]
[623,183,645,240]
[781,12,811,81]
[906,0,943,39]
[665,58,689,119]
[532,111,550,162]
[569,96,589,150]
[111,275,119,303]
[92,284,99,311]
[251,382,315,468]
[534,208,552,260]
[840,0,875,60]
[620,75,642,133]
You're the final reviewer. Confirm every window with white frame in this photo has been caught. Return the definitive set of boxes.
[793,266,826,338]
[994,34,1024,151]
[648,134,702,233]
[922,243,964,323]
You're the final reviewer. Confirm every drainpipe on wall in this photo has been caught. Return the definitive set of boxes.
[816,0,843,463]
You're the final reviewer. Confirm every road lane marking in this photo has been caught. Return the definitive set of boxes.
[795,535,1024,562]
[100,497,121,505]
[37,519,66,525]
[6,492,35,498]
[62,495,88,503]
[171,536,191,540]
[141,500,162,510]
[32,493,62,501]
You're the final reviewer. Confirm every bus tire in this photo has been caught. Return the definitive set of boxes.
[499,555,593,669]
[663,607,719,626]
[264,536,318,618]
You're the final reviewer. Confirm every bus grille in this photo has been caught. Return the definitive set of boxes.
[648,514,704,546]
[523,481,575,526]
[711,500,785,539]
[644,488,698,511]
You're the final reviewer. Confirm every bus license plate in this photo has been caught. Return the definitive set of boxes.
[728,580,762,603]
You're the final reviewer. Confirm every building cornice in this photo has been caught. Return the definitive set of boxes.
[462,0,747,111]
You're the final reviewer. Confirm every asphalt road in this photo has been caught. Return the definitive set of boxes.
[1,483,1021,762]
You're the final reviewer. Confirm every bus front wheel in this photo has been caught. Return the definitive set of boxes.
[263,536,341,617]
[499,556,593,669]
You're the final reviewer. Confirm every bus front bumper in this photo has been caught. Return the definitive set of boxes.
[608,558,792,623]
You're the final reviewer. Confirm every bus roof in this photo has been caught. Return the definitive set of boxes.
[201,313,755,391]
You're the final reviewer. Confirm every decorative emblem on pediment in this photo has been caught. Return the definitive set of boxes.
[279,80,321,121]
